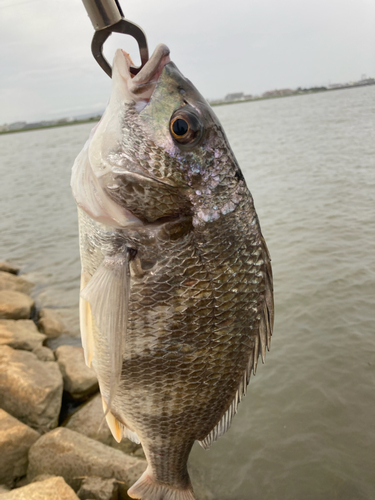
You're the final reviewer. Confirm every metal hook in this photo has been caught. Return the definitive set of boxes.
[81,0,149,78]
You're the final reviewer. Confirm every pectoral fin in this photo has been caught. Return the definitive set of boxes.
[81,252,130,410]
[80,272,95,368]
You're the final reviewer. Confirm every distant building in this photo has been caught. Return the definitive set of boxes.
[357,78,375,86]
[262,89,294,98]
[8,121,27,130]
[24,120,57,129]
[328,83,343,89]
[225,92,244,101]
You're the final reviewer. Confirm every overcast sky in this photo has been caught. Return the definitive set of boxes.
[1,0,374,124]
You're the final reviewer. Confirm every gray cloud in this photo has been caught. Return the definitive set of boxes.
[1,0,374,123]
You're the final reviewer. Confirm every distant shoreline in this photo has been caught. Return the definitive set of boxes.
[1,81,374,136]
[0,117,100,136]
[209,80,375,108]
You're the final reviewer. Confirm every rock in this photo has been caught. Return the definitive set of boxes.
[0,320,46,351]
[0,486,10,494]
[32,345,55,362]
[37,309,63,339]
[46,334,82,351]
[0,410,40,488]
[0,346,63,433]
[55,346,98,400]
[0,262,20,275]
[27,428,146,492]
[0,272,33,294]
[0,476,79,499]
[0,291,34,320]
[30,474,56,483]
[132,447,146,459]
[77,477,118,500]
[64,393,141,455]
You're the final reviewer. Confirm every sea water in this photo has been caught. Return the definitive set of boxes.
[1,85,374,499]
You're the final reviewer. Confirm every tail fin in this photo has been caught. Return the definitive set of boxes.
[128,467,195,500]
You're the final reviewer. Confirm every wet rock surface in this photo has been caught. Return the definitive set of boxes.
[77,477,119,500]
[32,345,55,362]
[0,346,63,433]
[0,272,33,294]
[0,476,80,499]
[64,393,141,456]
[0,262,20,275]
[55,345,98,400]
[27,428,147,491]
[0,320,46,351]
[0,410,40,488]
[37,308,64,339]
[0,291,34,320]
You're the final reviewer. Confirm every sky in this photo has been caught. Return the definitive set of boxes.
[1,0,374,124]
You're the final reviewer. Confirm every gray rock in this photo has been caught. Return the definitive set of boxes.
[32,345,55,362]
[77,477,118,500]
[0,262,20,275]
[0,410,40,488]
[27,428,146,492]
[0,272,33,294]
[0,320,46,351]
[0,291,34,320]
[55,346,98,400]
[37,309,63,339]
[0,476,79,499]
[64,393,141,456]
[0,346,63,433]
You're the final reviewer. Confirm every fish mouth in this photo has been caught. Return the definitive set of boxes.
[113,43,170,107]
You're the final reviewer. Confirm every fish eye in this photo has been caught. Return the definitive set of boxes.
[172,118,189,137]
[170,106,203,147]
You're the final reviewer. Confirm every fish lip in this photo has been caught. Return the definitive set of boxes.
[113,43,170,104]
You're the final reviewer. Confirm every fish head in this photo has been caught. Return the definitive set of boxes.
[72,44,245,227]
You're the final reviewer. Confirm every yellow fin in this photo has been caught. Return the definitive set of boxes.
[101,397,141,444]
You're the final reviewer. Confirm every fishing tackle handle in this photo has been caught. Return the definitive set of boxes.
[81,0,149,78]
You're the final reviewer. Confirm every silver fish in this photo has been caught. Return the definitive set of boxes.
[71,43,273,500]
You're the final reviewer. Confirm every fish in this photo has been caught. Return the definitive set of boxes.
[71,43,274,500]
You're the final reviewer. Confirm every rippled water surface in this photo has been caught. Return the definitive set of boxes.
[1,86,374,499]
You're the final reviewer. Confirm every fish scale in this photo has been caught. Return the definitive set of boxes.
[71,44,273,500]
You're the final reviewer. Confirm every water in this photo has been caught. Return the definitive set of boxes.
[1,86,374,499]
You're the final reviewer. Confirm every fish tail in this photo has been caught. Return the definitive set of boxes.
[128,467,195,500]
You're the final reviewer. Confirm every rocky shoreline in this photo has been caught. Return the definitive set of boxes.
[0,261,212,500]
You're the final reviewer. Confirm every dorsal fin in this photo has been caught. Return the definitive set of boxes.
[81,252,130,414]
[199,237,274,450]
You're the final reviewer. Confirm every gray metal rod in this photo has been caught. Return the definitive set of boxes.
[81,0,123,30]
